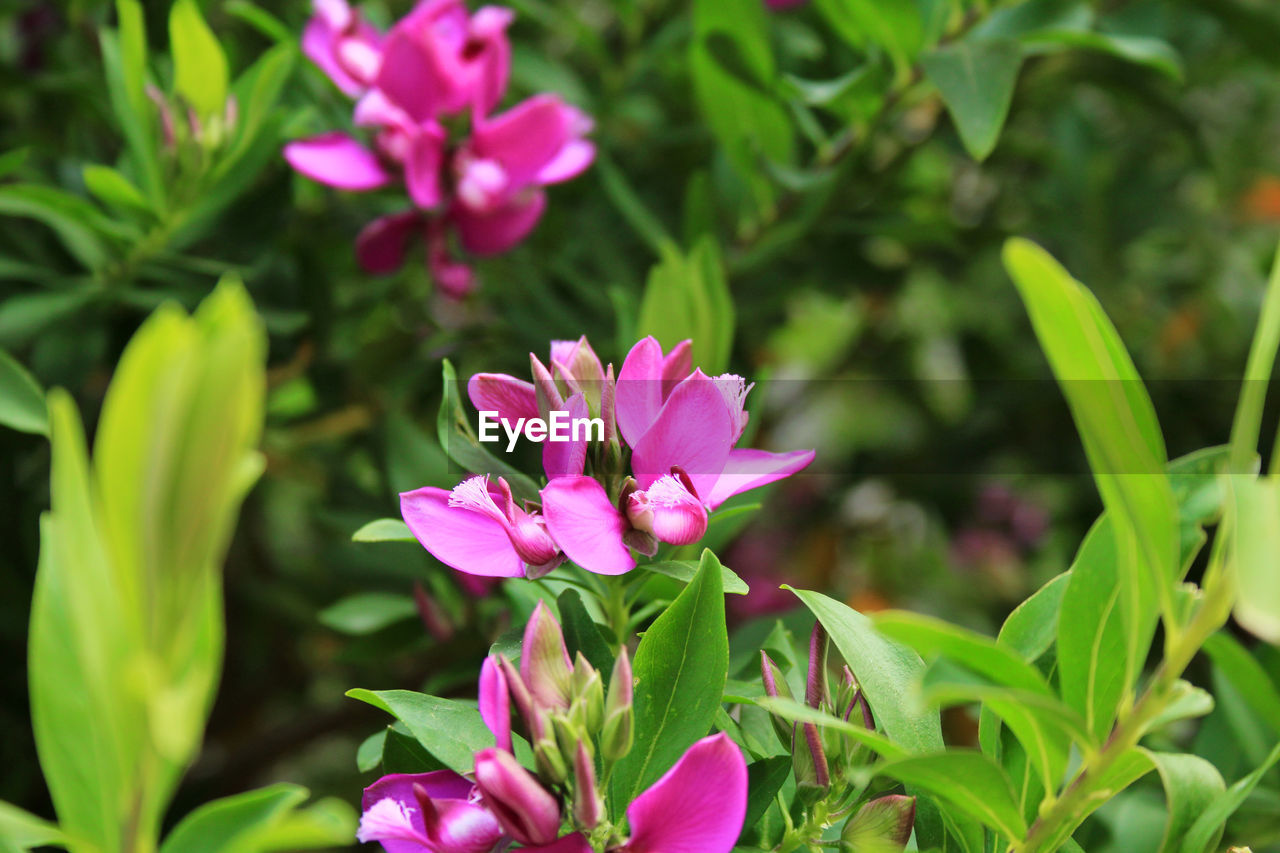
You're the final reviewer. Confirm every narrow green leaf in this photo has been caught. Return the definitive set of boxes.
[1229,241,1280,473]
[754,695,907,759]
[595,153,675,256]
[0,348,47,435]
[225,0,294,43]
[971,0,1093,40]
[1024,30,1183,81]
[1179,741,1280,853]
[0,290,96,348]
[813,0,926,75]
[922,39,1024,161]
[319,594,417,636]
[158,784,307,853]
[107,0,163,204]
[741,757,791,841]
[636,237,735,374]
[1226,476,1280,643]
[876,752,1027,841]
[347,689,494,775]
[611,549,728,804]
[1203,632,1280,735]
[351,518,416,543]
[0,184,112,270]
[557,589,614,677]
[0,801,67,850]
[644,559,749,595]
[83,165,149,214]
[436,359,541,502]
[169,0,229,118]
[1143,751,1226,853]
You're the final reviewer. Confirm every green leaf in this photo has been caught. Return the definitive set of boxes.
[169,0,229,118]
[971,0,1093,40]
[1231,241,1280,473]
[741,757,792,840]
[83,164,150,214]
[1203,632,1280,735]
[997,570,1071,661]
[644,559,750,595]
[351,518,416,543]
[319,593,417,635]
[611,549,729,804]
[921,39,1023,161]
[0,290,97,349]
[105,0,163,204]
[382,725,444,774]
[754,695,907,759]
[1142,751,1226,853]
[0,348,47,435]
[595,153,674,257]
[0,801,68,850]
[0,184,112,270]
[356,729,386,773]
[346,689,494,775]
[1226,476,1280,643]
[0,148,29,180]
[636,237,735,374]
[1024,30,1183,81]
[876,752,1027,841]
[158,784,306,853]
[1179,741,1280,853]
[557,589,614,677]
[225,0,293,43]
[813,0,927,76]
[436,359,541,502]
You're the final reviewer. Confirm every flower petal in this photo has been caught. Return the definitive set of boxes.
[400,486,524,577]
[356,211,420,275]
[536,139,595,185]
[624,733,748,853]
[405,124,447,208]
[479,656,512,752]
[473,748,562,846]
[630,371,734,502]
[542,392,589,479]
[526,834,593,853]
[284,133,392,190]
[705,448,816,510]
[302,17,364,97]
[616,337,668,448]
[540,476,635,575]
[451,191,547,255]
[627,475,708,546]
[470,94,581,187]
[467,373,539,424]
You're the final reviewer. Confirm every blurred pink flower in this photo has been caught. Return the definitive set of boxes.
[303,0,383,97]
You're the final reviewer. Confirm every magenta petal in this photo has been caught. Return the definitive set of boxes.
[284,133,392,190]
[661,340,693,393]
[705,448,816,510]
[375,28,438,122]
[302,18,364,97]
[468,373,539,424]
[624,733,748,853]
[525,835,593,853]
[473,748,562,846]
[400,487,524,578]
[451,191,547,255]
[616,337,667,448]
[627,476,708,546]
[542,393,589,479]
[540,477,635,575]
[471,95,576,187]
[630,371,734,502]
[536,139,595,185]
[405,124,447,208]
[362,771,474,812]
[479,657,512,752]
[356,211,420,275]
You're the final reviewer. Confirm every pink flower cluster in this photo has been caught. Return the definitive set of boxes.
[357,603,748,853]
[286,0,594,296]
[400,335,815,578]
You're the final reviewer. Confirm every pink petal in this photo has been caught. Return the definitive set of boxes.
[616,337,667,448]
[661,340,693,391]
[467,373,539,424]
[356,211,420,275]
[400,487,524,578]
[540,477,635,575]
[630,371,734,502]
[470,95,580,188]
[302,18,364,97]
[374,26,440,122]
[624,733,748,853]
[536,139,596,185]
[479,657,511,752]
[542,393,589,479]
[405,123,447,208]
[705,448,816,510]
[451,191,547,255]
[284,133,392,190]
[627,475,708,546]
[526,835,593,853]
[363,771,475,812]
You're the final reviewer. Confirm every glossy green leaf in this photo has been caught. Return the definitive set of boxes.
[1143,751,1225,853]
[169,0,229,118]
[0,348,47,435]
[83,165,149,214]
[636,237,735,375]
[741,757,791,840]
[319,594,416,635]
[351,518,416,543]
[382,725,444,774]
[922,39,1023,161]
[1179,741,1280,853]
[158,784,306,853]
[754,695,907,759]
[876,751,1027,841]
[347,689,494,775]
[644,558,749,595]
[611,549,728,804]
[557,589,614,677]
[436,359,541,502]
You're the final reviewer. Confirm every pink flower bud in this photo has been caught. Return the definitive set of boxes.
[473,748,562,846]
[521,601,574,711]
[625,475,708,546]
[572,742,603,829]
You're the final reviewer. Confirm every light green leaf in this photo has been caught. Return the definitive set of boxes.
[813,0,927,76]
[169,0,229,118]
[644,559,750,595]
[356,729,387,773]
[437,359,541,502]
[1226,476,1280,643]
[1230,241,1280,473]
[105,0,163,204]
[83,165,149,214]
[0,801,68,850]
[971,0,1093,40]
[0,184,112,270]
[876,752,1027,841]
[0,348,47,435]
[1203,632,1280,735]
[611,549,729,804]
[636,237,735,374]
[1142,751,1226,853]
[158,784,306,853]
[319,594,417,635]
[754,695,907,759]
[346,689,494,775]
[1179,741,1280,853]
[922,39,1023,161]
[1024,30,1183,81]
[351,518,416,543]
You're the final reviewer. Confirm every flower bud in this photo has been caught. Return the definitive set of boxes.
[625,475,709,546]
[474,748,563,846]
[761,651,796,748]
[840,795,916,852]
[572,742,603,830]
[601,653,634,763]
[496,654,535,736]
[571,653,604,733]
[533,735,569,784]
[553,713,585,764]
[521,601,574,711]
[792,719,830,805]
[530,353,564,422]
[550,336,606,411]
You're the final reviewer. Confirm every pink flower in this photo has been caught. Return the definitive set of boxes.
[400,475,563,578]
[303,0,383,97]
